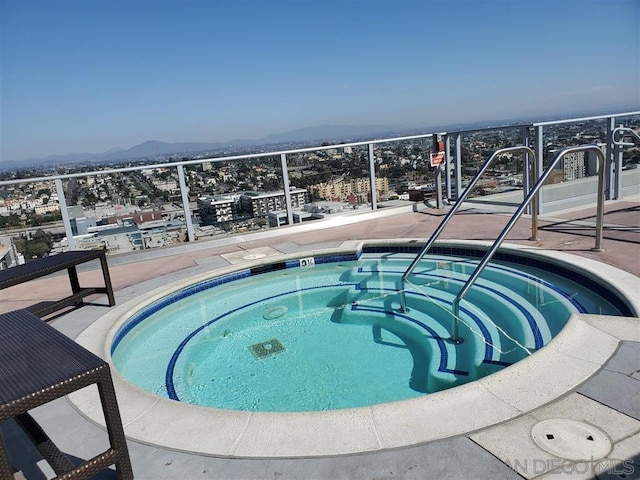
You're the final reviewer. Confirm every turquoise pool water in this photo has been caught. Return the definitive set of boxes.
[111,251,623,412]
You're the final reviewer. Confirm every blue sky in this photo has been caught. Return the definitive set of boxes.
[1,0,638,162]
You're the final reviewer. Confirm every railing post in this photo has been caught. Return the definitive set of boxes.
[454,134,462,201]
[176,165,195,242]
[526,126,540,241]
[605,117,616,200]
[593,147,606,252]
[613,123,624,200]
[451,299,463,344]
[521,126,531,215]
[55,178,76,250]
[534,125,544,214]
[433,134,443,209]
[367,143,378,210]
[280,154,294,224]
[444,134,452,200]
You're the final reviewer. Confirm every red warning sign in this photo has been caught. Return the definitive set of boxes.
[430,152,445,167]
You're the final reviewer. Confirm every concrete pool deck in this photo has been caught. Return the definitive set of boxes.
[1,197,639,479]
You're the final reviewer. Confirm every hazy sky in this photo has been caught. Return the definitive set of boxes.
[1,0,638,162]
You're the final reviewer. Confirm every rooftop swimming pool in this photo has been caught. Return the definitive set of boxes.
[111,246,626,412]
[72,240,638,457]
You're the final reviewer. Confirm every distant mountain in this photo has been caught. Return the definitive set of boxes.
[3,107,637,172]
[0,125,403,172]
[261,124,404,144]
[119,139,259,158]
[0,138,256,171]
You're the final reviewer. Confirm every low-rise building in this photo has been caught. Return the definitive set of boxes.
[267,209,316,227]
[34,203,60,215]
[310,176,389,203]
[239,188,307,218]
[197,194,241,225]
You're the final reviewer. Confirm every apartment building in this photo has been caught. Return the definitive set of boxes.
[239,188,307,218]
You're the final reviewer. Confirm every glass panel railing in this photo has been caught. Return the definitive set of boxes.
[0,112,637,260]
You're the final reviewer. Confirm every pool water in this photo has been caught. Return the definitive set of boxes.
[111,252,622,412]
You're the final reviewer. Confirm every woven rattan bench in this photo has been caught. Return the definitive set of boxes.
[0,309,133,479]
[0,249,115,318]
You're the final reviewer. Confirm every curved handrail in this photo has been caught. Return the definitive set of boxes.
[447,145,606,343]
[612,126,640,146]
[399,146,537,313]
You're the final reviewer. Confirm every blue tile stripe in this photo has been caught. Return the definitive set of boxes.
[358,258,588,314]
[165,282,359,401]
[482,359,513,367]
[408,272,545,350]
[349,304,469,376]
[355,265,580,350]
[355,286,495,362]
[111,269,251,353]
[363,246,622,315]
[469,261,588,313]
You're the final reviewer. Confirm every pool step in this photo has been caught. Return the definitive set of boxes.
[335,300,477,392]
[345,264,563,353]
[340,266,564,372]
[356,256,579,337]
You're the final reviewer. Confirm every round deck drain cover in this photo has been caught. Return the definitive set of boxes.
[531,419,612,461]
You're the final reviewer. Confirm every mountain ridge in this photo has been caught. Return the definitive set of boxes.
[0,124,408,171]
[3,106,635,171]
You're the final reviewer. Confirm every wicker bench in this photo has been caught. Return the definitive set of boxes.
[0,309,133,479]
[0,249,115,318]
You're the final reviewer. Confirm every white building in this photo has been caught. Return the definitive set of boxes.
[240,188,308,218]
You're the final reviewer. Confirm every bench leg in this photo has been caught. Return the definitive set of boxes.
[67,266,81,295]
[0,428,13,480]
[99,252,116,307]
[96,371,133,479]
[14,413,75,475]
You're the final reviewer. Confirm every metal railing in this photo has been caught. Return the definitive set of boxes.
[403,145,605,344]
[398,146,537,313]
[613,126,640,146]
[0,111,638,256]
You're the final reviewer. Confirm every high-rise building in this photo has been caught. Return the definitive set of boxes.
[551,144,603,181]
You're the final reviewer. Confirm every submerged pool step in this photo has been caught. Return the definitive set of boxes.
[342,277,556,371]
[346,264,566,353]
[335,285,514,389]
[358,255,581,338]
[335,300,478,393]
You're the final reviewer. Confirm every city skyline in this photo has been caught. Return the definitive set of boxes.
[1,0,639,163]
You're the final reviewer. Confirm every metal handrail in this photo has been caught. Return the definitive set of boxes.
[398,146,537,313]
[613,126,640,146]
[444,145,605,344]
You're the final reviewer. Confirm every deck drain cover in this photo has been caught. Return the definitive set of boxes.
[531,419,612,461]
[249,338,285,358]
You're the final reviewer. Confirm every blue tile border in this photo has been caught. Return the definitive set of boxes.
[111,269,251,354]
[112,245,629,401]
